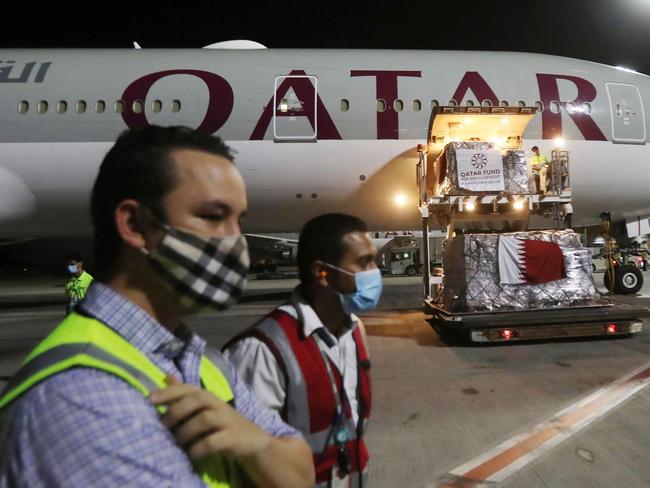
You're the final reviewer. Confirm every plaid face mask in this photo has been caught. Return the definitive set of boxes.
[143,225,250,312]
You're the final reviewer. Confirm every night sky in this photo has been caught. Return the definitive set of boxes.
[3,0,650,75]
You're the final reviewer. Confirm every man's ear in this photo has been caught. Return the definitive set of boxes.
[114,199,151,251]
[311,260,330,287]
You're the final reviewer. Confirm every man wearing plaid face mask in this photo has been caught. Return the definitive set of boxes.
[0,126,314,488]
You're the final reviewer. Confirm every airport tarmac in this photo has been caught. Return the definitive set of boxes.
[1,272,650,487]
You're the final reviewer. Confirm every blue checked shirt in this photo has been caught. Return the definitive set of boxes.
[0,282,301,487]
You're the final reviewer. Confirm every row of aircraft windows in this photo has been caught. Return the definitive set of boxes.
[339,99,592,115]
[17,99,183,114]
[18,98,593,116]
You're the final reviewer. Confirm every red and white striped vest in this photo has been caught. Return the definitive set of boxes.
[228,308,371,487]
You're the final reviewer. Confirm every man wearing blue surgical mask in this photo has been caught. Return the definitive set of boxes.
[225,213,381,488]
[64,253,94,315]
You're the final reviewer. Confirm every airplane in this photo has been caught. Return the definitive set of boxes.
[1,41,649,268]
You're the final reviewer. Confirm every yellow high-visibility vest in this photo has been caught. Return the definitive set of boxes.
[0,313,241,488]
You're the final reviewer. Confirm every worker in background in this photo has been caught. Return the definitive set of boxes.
[64,253,94,315]
[225,213,381,487]
[531,145,549,194]
[0,126,314,488]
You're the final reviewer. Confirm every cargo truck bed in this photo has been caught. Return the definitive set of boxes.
[424,299,649,342]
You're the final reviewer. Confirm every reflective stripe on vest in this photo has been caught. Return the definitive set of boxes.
[0,313,240,488]
[251,309,371,487]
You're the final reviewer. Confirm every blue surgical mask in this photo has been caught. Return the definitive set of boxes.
[67,264,79,275]
[326,264,383,314]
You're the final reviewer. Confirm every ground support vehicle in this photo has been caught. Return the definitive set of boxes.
[416,106,648,342]
[383,246,421,276]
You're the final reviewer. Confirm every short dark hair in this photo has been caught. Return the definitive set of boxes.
[531,146,539,152]
[65,253,83,263]
[91,125,234,279]
[297,213,368,284]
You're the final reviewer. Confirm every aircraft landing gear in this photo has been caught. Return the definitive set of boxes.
[604,264,643,295]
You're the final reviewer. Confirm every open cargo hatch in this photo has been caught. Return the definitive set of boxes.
[428,106,537,157]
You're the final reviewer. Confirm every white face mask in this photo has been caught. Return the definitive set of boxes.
[143,224,250,312]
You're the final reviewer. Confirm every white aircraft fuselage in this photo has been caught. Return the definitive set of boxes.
[0,48,648,239]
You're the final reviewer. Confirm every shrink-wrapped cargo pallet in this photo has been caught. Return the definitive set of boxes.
[440,230,599,312]
[435,142,531,195]
[503,149,531,194]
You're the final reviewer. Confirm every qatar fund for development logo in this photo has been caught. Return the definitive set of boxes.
[471,153,489,169]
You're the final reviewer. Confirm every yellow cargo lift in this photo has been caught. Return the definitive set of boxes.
[415,106,647,342]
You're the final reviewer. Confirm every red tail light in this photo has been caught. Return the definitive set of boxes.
[500,329,513,340]
[606,324,618,334]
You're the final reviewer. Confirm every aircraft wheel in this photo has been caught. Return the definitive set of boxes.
[613,264,643,294]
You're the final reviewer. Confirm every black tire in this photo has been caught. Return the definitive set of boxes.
[604,268,613,292]
[613,264,643,294]
[405,265,417,277]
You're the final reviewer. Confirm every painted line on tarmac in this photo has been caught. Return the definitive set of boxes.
[433,361,650,488]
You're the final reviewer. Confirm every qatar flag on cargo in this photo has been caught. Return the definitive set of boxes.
[498,236,567,285]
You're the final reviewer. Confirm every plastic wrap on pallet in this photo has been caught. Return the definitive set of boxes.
[436,143,531,195]
[503,150,531,194]
[436,141,494,195]
[440,230,598,312]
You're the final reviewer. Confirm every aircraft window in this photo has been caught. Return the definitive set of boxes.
[482,99,493,107]
[18,101,29,114]
[56,101,67,114]
[95,100,106,113]
[412,99,421,111]
[296,193,303,199]
[566,102,576,114]
[517,100,526,107]
[37,101,48,114]
[340,99,350,112]
[359,174,366,181]
[430,99,439,110]
[582,102,592,114]
[394,99,404,112]
[114,100,125,113]
[171,100,182,112]
[465,100,475,107]
[549,101,560,114]
[376,99,386,112]
[152,100,163,113]
[132,100,144,114]
[535,101,544,112]
[311,193,318,199]
[500,100,509,107]
[76,101,87,114]
[448,99,458,107]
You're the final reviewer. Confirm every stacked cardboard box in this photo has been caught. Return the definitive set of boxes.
[440,230,599,312]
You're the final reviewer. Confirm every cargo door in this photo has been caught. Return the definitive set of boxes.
[606,83,646,144]
[273,75,317,141]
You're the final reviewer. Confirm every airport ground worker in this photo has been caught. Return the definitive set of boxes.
[64,253,94,315]
[0,126,314,488]
[531,145,549,194]
[224,213,381,487]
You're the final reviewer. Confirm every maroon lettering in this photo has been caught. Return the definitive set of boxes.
[121,70,234,134]
[536,74,606,141]
[250,70,341,140]
[350,70,421,139]
[451,71,499,106]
